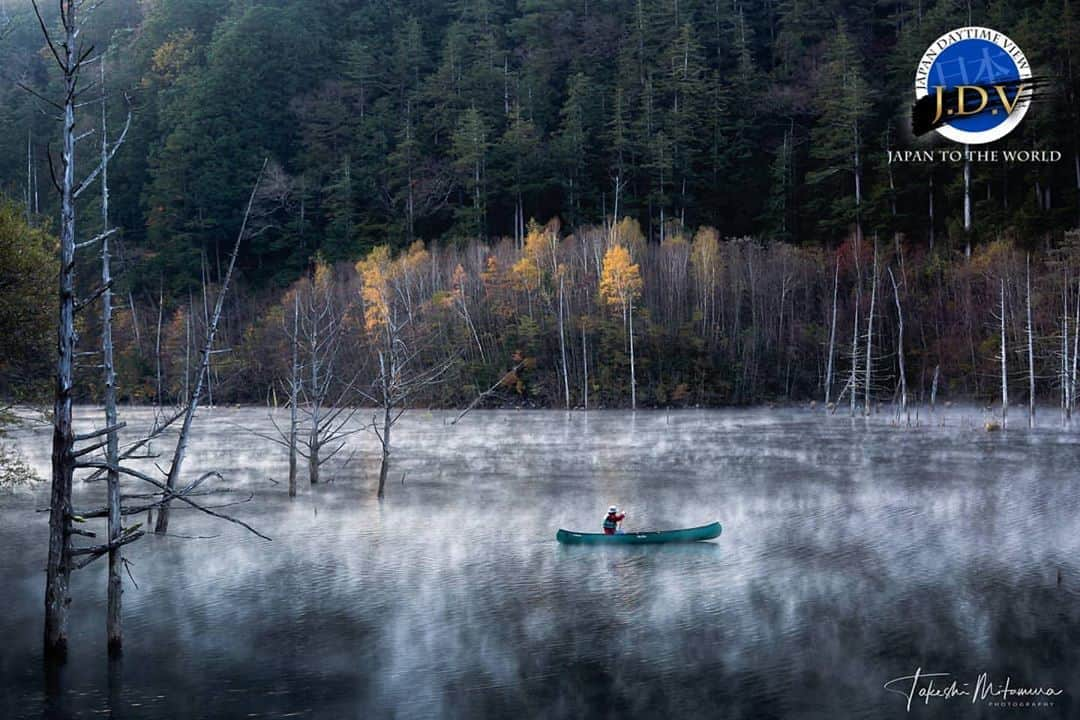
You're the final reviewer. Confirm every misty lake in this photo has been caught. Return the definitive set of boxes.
[1,406,1078,719]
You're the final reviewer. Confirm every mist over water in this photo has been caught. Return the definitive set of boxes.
[1,407,1078,719]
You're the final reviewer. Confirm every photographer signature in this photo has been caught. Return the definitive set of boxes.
[884,667,1064,712]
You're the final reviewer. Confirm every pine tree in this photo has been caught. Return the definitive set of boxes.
[452,107,489,240]
[806,20,871,242]
[497,101,540,246]
[556,73,592,228]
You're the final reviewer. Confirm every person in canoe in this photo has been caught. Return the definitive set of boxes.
[602,506,626,534]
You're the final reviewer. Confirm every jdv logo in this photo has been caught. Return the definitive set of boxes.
[913,27,1034,144]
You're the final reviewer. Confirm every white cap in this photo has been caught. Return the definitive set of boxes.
[608,506,618,514]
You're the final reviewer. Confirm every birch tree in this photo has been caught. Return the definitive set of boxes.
[600,243,643,409]
[999,277,1009,426]
[864,240,878,416]
[887,267,907,422]
[825,257,839,407]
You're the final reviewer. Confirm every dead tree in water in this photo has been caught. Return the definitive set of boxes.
[31,0,129,660]
[295,261,359,485]
[887,267,907,422]
[842,302,859,417]
[1072,279,1080,418]
[288,292,299,495]
[96,54,129,655]
[1027,254,1036,428]
[999,277,1009,427]
[1062,276,1071,421]
[357,244,456,499]
[32,0,264,660]
[824,258,839,407]
[864,240,878,416]
[847,236,863,417]
[258,292,302,496]
[249,275,362,493]
[155,161,267,534]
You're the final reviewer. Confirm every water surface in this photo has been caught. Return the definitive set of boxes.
[1,406,1077,718]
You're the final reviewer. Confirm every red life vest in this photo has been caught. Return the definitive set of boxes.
[602,512,624,534]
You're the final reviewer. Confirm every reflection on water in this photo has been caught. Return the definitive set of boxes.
[1,407,1078,718]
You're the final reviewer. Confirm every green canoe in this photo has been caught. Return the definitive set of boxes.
[555,521,721,545]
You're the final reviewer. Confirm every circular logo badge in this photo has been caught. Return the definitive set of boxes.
[914,27,1032,144]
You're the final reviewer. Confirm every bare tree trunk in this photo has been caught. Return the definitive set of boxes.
[864,240,878,415]
[629,300,637,410]
[308,286,322,486]
[43,0,80,659]
[963,145,972,257]
[928,172,935,250]
[582,323,588,410]
[376,352,392,500]
[1075,151,1080,226]
[558,275,570,409]
[1064,277,1071,421]
[155,287,164,412]
[1027,254,1036,428]
[1072,282,1079,417]
[825,258,839,406]
[849,303,859,417]
[458,297,485,362]
[200,255,214,410]
[308,408,321,485]
[26,128,32,224]
[452,362,524,425]
[612,173,621,235]
[888,268,907,421]
[1001,278,1008,427]
[184,298,191,402]
[854,124,863,247]
[156,161,266,534]
[127,292,141,354]
[288,292,299,498]
[99,56,123,656]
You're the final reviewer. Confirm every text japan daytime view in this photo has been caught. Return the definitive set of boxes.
[0,1,1076,719]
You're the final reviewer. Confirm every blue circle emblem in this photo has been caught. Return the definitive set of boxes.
[928,39,1020,133]
[915,27,1031,144]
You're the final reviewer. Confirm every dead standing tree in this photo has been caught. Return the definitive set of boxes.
[357,244,456,499]
[887,267,908,423]
[228,164,362,494]
[95,51,130,655]
[32,0,267,660]
[77,168,269,651]
[254,269,364,493]
[1027,254,1037,427]
[300,262,343,485]
[995,275,1009,427]
[31,0,131,660]
[154,160,268,534]
[296,260,363,486]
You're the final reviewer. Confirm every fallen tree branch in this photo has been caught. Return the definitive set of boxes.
[451,363,524,425]
[70,530,145,570]
[82,408,184,483]
[74,422,126,442]
[75,463,272,541]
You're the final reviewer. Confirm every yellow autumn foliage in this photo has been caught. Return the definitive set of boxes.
[599,243,643,309]
[357,245,393,334]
